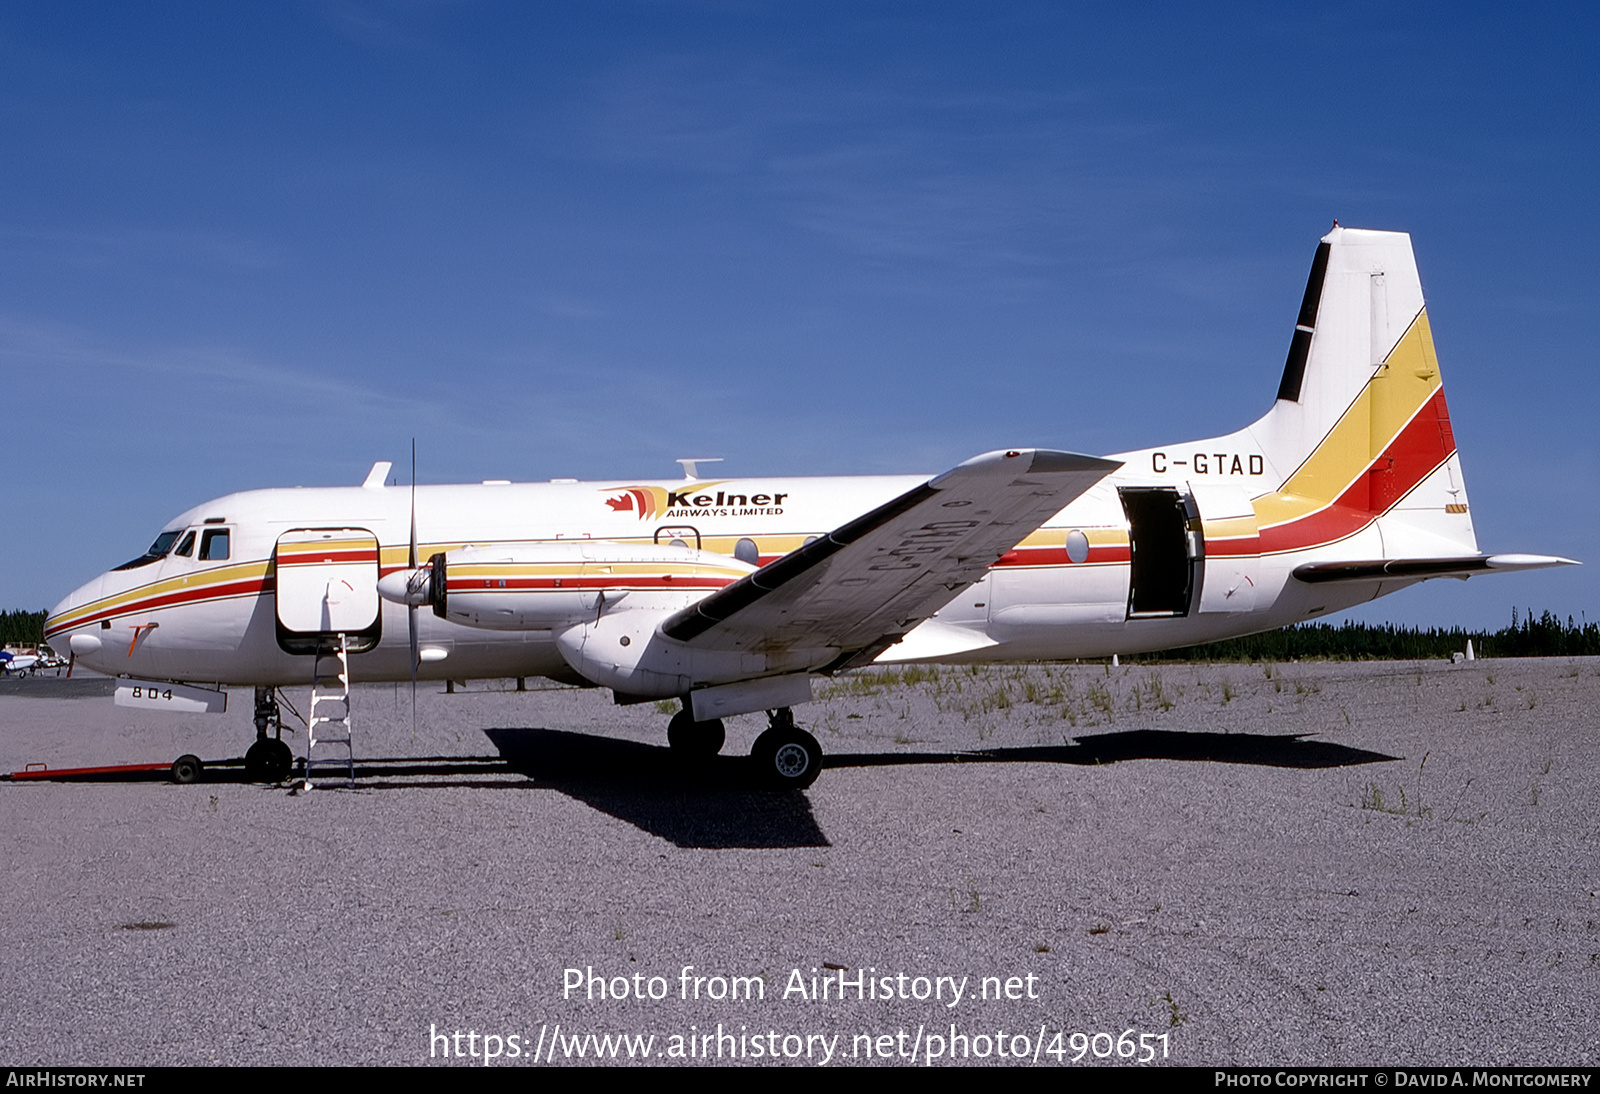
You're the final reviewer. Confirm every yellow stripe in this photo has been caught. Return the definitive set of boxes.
[276,537,376,557]
[1011,527,1127,549]
[1201,516,1259,540]
[1254,309,1442,529]
[453,562,747,580]
[377,544,471,566]
[50,562,271,628]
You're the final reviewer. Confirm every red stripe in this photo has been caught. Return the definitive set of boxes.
[277,550,376,566]
[449,576,736,593]
[45,578,269,637]
[995,543,1130,567]
[1204,537,1262,558]
[1259,388,1456,555]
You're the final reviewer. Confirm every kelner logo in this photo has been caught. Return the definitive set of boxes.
[602,482,790,520]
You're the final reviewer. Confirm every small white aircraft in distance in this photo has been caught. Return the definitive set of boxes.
[46,227,1574,787]
[1,650,40,677]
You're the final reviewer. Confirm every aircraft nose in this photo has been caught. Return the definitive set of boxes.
[45,574,111,659]
[45,591,80,644]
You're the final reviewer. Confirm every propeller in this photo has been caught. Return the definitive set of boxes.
[375,442,430,736]
[409,443,419,659]
[374,445,450,735]
[408,441,418,736]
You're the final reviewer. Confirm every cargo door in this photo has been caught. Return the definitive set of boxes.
[1188,483,1261,613]
[274,529,382,653]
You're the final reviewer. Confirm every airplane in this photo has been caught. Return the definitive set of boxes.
[1,650,40,677]
[43,226,1574,789]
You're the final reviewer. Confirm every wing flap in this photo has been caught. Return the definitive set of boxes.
[660,448,1120,656]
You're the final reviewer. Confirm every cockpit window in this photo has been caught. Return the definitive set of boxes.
[199,529,230,561]
[174,531,196,558]
[112,530,182,571]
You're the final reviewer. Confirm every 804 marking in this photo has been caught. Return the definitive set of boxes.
[127,685,176,702]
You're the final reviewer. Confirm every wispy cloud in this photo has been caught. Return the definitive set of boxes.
[0,313,415,416]
[0,224,287,272]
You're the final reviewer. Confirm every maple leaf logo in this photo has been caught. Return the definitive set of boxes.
[601,486,662,520]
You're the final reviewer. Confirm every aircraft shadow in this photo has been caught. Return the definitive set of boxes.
[6,728,1393,850]
[481,727,831,850]
[832,729,1399,771]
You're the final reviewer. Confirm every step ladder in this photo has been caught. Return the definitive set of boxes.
[304,634,354,789]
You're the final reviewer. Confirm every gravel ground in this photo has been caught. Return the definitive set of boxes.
[1,658,1595,1067]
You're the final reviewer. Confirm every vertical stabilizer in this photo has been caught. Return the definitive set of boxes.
[1247,227,1478,558]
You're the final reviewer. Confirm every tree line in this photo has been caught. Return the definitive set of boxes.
[4,606,1598,660]
[1,610,47,646]
[1130,609,1600,662]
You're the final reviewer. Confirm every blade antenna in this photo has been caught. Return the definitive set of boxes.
[409,440,419,742]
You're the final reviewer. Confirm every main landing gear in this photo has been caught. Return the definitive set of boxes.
[245,687,295,783]
[751,707,822,790]
[667,707,726,757]
[666,704,822,790]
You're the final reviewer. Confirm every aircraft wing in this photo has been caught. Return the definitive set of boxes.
[659,448,1121,667]
[1293,553,1576,583]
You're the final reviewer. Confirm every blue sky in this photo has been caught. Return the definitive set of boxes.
[3,2,1596,630]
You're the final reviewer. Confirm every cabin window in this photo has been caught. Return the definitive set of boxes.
[734,537,759,565]
[112,530,182,571]
[200,529,230,561]
[174,531,197,558]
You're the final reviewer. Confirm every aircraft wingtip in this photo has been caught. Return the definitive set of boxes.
[1485,553,1580,571]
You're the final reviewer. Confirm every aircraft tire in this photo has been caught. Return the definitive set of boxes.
[244,739,293,782]
[667,710,725,757]
[751,726,822,790]
[170,754,203,784]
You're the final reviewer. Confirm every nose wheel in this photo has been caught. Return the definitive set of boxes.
[246,687,296,782]
[244,738,294,782]
[751,707,822,789]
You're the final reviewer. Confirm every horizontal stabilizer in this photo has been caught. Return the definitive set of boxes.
[1293,553,1577,584]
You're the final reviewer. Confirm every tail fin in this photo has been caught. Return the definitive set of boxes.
[1248,226,1479,559]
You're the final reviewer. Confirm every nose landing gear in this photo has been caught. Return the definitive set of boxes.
[245,687,294,782]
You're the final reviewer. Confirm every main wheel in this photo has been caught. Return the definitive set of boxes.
[244,738,293,782]
[751,726,823,790]
[666,709,725,757]
[170,754,203,784]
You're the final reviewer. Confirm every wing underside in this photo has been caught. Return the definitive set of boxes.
[660,448,1120,669]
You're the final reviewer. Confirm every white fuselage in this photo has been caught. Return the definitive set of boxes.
[45,448,1396,691]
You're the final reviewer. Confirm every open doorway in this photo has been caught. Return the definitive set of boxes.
[1119,488,1200,618]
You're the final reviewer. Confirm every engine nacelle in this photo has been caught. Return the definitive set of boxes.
[422,540,755,632]
[553,607,773,698]
[392,538,823,708]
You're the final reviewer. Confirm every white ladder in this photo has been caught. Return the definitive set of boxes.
[304,634,354,789]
